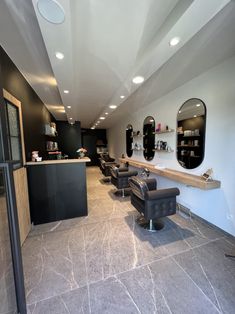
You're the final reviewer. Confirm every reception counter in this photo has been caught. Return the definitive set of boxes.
[26,158,90,225]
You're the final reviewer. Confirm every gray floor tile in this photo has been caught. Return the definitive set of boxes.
[174,238,235,313]
[27,286,89,314]
[23,228,87,304]
[22,166,235,313]
[149,257,220,314]
[89,277,140,314]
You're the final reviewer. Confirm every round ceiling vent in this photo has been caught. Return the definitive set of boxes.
[37,0,65,24]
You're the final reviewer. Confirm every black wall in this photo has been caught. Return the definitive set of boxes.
[81,129,107,165]
[0,60,8,161]
[57,121,82,158]
[0,46,54,161]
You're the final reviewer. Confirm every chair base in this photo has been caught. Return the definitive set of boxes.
[136,216,164,232]
[114,188,130,198]
[101,177,111,183]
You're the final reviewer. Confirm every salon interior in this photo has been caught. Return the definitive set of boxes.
[0,1,235,313]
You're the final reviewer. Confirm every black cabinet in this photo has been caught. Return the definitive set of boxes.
[27,162,88,225]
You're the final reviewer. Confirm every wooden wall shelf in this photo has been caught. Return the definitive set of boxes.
[119,158,221,190]
[153,129,175,134]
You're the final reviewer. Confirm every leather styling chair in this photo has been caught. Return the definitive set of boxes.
[129,177,180,231]
[110,166,138,197]
[99,159,117,177]
[98,153,118,182]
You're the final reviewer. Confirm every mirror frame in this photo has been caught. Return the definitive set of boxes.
[143,116,155,161]
[126,124,133,157]
[177,98,206,169]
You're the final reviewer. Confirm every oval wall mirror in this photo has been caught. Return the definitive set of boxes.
[143,116,155,161]
[126,124,133,157]
[177,98,206,169]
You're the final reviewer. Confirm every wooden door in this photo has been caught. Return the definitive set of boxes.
[3,89,31,244]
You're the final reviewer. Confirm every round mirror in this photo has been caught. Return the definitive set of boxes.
[143,116,155,161]
[177,98,206,169]
[126,124,133,157]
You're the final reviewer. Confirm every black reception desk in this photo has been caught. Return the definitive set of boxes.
[26,158,90,225]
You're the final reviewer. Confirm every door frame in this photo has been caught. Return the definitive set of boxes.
[3,89,26,164]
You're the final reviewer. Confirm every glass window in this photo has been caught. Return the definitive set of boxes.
[6,101,22,162]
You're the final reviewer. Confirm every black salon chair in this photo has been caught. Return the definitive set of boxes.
[129,177,180,231]
[99,158,118,177]
[110,165,138,197]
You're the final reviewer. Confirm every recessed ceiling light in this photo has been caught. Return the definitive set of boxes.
[69,118,72,120]
[97,121,100,124]
[55,52,64,60]
[91,127,95,129]
[194,115,197,118]
[132,76,144,84]
[109,105,117,109]
[179,110,181,113]
[169,37,180,47]
[64,90,69,94]
[105,112,108,115]
[67,106,71,109]
[100,117,105,120]
[196,104,201,107]
[120,95,125,99]
[37,0,65,24]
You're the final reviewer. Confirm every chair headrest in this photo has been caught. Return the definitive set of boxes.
[129,177,149,200]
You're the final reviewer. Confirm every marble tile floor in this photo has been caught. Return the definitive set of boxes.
[23,167,235,314]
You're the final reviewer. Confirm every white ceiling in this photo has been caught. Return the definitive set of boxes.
[0,0,234,128]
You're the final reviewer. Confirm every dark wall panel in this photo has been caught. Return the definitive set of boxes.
[57,121,81,158]
[0,59,8,161]
[81,129,107,165]
[0,46,54,161]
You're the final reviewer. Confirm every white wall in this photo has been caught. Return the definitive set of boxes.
[107,56,235,236]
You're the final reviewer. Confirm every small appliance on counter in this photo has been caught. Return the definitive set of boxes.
[48,151,62,160]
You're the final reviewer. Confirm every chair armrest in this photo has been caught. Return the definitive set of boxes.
[118,167,129,172]
[118,170,138,178]
[104,162,118,166]
[146,188,180,200]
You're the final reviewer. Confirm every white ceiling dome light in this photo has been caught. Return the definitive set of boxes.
[109,105,117,109]
[169,36,180,47]
[37,0,65,24]
[132,76,145,84]
[55,52,64,60]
